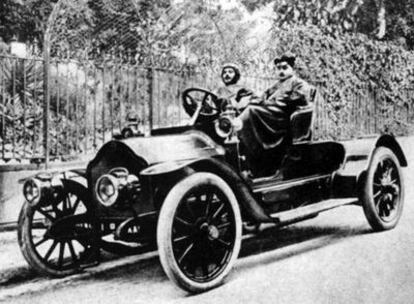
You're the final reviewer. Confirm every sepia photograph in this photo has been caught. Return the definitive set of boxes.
[0,0,413,303]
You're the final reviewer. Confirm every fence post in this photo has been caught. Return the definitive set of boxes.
[147,66,154,133]
[373,86,377,133]
[43,37,51,168]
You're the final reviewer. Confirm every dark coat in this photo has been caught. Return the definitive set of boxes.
[260,75,312,113]
[238,75,313,174]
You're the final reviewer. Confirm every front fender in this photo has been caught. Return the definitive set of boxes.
[140,158,209,176]
[144,157,271,222]
[187,158,271,222]
[18,168,87,184]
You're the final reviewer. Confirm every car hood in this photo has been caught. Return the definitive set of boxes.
[88,130,225,171]
[120,130,224,164]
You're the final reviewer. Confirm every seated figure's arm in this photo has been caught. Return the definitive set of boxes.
[289,80,311,107]
[249,95,263,105]
[234,88,263,111]
[245,89,266,105]
[215,86,231,99]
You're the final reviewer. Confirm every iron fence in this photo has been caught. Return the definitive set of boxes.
[0,54,413,165]
[0,55,45,162]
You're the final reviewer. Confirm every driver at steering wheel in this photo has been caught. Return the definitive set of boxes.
[215,63,255,112]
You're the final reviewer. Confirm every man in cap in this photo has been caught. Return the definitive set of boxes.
[236,53,314,177]
[215,63,254,112]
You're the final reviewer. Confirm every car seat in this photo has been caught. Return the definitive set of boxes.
[289,87,317,144]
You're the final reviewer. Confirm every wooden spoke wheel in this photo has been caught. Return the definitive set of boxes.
[361,147,404,231]
[157,172,242,293]
[18,180,99,277]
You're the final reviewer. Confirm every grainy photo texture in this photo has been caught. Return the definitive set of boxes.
[0,0,413,303]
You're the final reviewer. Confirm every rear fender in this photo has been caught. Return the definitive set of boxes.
[333,134,407,198]
[374,134,407,167]
[339,134,407,176]
[358,134,407,196]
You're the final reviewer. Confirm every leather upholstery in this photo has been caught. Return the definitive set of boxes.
[290,88,317,143]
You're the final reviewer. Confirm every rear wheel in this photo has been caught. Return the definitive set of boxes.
[361,147,404,231]
[18,180,99,277]
[157,172,242,293]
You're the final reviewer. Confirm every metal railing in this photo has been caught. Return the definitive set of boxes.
[0,54,413,165]
[0,55,45,162]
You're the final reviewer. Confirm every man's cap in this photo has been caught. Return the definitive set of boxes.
[273,52,296,67]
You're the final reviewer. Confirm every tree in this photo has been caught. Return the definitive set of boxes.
[0,0,55,45]
[382,1,414,48]
[240,0,274,12]
[240,0,414,50]
[355,0,414,47]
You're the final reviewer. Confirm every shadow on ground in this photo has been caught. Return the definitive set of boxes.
[0,219,372,291]
[77,221,372,285]
[237,222,371,271]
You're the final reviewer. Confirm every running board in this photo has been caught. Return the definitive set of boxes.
[270,198,358,224]
[253,174,331,194]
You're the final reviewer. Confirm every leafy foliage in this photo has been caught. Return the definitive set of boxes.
[0,56,44,158]
[1,0,413,161]
[241,0,414,50]
[382,1,414,49]
[47,0,172,62]
[0,0,54,45]
[268,24,414,137]
[240,0,274,12]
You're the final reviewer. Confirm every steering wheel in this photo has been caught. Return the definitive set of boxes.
[182,88,220,124]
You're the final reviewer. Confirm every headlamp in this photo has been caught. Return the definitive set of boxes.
[215,116,234,138]
[95,168,140,208]
[22,173,54,207]
[23,178,42,207]
[95,174,119,207]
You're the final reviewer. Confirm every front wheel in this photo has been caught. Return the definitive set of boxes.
[157,172,242,293]
[361,147,404,231]
[18,180,99,277]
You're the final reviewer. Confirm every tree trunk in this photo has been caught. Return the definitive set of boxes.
[375,0,386,39]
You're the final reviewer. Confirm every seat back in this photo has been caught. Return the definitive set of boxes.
[289,87,317,144]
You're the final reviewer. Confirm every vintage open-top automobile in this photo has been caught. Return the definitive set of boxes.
[17,87,407,293]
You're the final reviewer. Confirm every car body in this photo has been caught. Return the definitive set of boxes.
[17,88,407,293]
